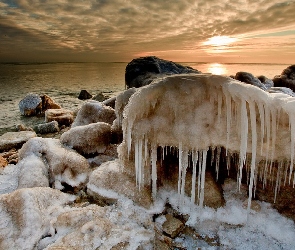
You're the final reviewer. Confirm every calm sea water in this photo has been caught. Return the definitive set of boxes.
[0,62,290,136]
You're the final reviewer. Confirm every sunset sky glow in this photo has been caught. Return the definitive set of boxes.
[1,0,295,63]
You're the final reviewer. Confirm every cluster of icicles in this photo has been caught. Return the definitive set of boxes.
[123,74,295,214]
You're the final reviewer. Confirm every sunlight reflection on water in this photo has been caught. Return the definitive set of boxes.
[206,63,228,75]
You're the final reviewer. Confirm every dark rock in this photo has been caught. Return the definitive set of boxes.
[34,121,60,134]
[125,56,200,88]
[235,72,267,90]
[273,65,295,92]
[78,90,92,100]
[162,214,184,238]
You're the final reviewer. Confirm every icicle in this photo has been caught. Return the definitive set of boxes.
[178,142,183,195]
[225,92,232,155]
[180,150,189,205]
[138,138,143,189]
[238,99,248,191]
[270,108,277,167]
[135,139,139,186]
[215,147,221,181]
[263,106,271,187]
[191,150,198,204]
[197,151,202,201]
[274,161,283,203]
[199,149,207,208]
[257,102,265,155]
[290,115,295,184]
[247,101,257,218]
[151,144,157,199]
[127,121,132,157]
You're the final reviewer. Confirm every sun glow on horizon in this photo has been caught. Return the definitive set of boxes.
[203,36,238,47]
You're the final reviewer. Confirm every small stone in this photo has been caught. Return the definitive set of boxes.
[242,199,261,212]
[45,108,74,126]
[162,214,184,238]
[0,156,8,168]
[34,121,60,134]
[78,90,92,100]
[0,131,37,151]
[16,124,33,132]
[92,92,108,102]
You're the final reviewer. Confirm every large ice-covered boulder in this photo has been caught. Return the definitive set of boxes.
[18,137,90,190]
[60,122,112,155]
[119,73,295,210]
[72,100,116,127]
[125,56,200,88]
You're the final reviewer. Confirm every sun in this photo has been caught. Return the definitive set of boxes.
[203,36,238,46]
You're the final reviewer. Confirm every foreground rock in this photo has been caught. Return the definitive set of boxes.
[45,108,74,126]
[0,131,36,151]
[125,56,200,88]
[61,122,112,155]
[19,137,90,190]
[72,100,116,127]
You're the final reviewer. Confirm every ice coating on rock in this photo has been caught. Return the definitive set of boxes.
[120,74,295,212]
[60,122,111,155]
[19,137,90,189]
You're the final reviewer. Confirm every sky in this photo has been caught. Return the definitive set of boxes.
[0,0,295,63]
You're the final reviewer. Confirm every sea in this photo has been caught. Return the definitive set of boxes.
[0,62,290,136]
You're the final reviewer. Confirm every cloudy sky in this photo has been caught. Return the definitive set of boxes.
[1,0,295,63]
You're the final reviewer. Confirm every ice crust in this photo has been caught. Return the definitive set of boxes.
[120,74,295,211]
[19,137,90,189]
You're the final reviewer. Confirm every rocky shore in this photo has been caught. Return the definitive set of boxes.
[1,57,295,249]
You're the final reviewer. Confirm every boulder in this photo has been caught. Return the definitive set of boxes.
[235,72,267,90]
[72,100,116,127]
[125,56,200,88]
[60,122,112,155]
[273,65,295,92]
[45,108,74,126]
[19,137,90,190]
[78,89,92,100]
[41,94,62,110]
[0,131,36,151]
[87,160,152,208]
[34,121,60,134]
[19,93,42,116]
